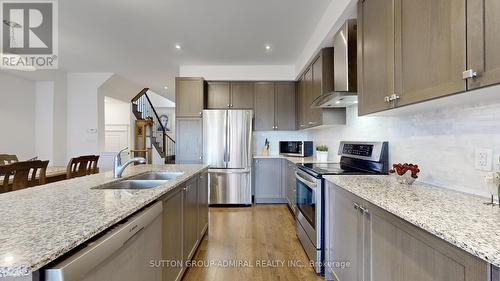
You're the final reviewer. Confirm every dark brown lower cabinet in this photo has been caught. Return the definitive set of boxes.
[325,182,487,281]
[162,185,184,281]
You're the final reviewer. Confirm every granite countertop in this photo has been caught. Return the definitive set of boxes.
[253,154,332,164]
[324,175,500,267]
[0,164,208,277]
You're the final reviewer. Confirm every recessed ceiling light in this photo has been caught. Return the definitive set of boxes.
[175,44,182,50]
[335,101,341,104]
[264,44,272,53]
[164,86,168,90]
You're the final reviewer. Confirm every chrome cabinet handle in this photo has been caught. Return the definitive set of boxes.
[388,94,400,101]
[227,104,230,108]
[384,96,391,102]
[354,202,369,214]
[353,202,360,211]
[462,69,478,80]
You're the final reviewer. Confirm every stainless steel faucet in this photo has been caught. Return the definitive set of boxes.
[113,147,146,178]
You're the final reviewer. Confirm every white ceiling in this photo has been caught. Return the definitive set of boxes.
[57,0,333,99]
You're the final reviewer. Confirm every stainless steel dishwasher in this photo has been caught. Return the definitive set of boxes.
[44,202,163,281]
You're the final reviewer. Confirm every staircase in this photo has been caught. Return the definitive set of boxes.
[131,88,176,164]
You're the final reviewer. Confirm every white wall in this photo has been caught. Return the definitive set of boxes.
[35,81,54,163]
[104,97,131,125]
[66,73,113,158]
[0,72,36,160]
[179,65,296,81]
[103,97,132,153]
[307,85,500,197]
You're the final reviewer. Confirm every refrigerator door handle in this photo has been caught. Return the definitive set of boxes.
[227,112,231,163]
[223,110,228,164]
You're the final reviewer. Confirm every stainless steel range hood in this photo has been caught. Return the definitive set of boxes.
[313,19,358,108]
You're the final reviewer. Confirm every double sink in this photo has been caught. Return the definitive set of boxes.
[96,172,184,190]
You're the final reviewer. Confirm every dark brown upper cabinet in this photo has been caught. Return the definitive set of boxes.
[254,82,276,131]
[310,48,334,126]
[467,0,500,90]
[296,47,341,129]
[254,82,296,131]
[206,82,254,109]
[175,77,205,118]
[357,0,395,115]
[230,82,254,109]
[358,0,500,115]
[206,82,230,109]
[297,74,307,129]
[395,0,466,107]
[274,82,296,131]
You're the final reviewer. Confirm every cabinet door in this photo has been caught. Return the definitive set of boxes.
[357,0,394,115]
[297,75,307,129]
[285,160,296,213]
[329,185,362,281]
[254,82,275,131]
[275,82,296,131]
[467,0,500,89]
[162,187,184,281]
[303,67,314,127]
[254,159,283,203]
[176,118,202,164]
[395,0,466,106]
[368,205,486,281]
[175,77,204,118]
[310,56,324,127]
[183,177,199,262]
[230,82,254,109]
[206,82,230,109]
[197,171,209,239]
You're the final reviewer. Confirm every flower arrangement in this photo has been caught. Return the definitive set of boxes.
[389,163,420,185]
[484,172,500,206]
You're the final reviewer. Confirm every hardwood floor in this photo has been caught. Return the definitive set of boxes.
[182,205,323,281]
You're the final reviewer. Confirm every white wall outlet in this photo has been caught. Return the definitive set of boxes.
[495,154,500,165]
[475,148,493,171]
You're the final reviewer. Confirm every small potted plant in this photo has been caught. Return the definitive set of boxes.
[316,145,328,162]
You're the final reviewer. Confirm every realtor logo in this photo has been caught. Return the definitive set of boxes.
[1,0,58,70]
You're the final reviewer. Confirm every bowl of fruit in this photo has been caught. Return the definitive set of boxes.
[389,163,420,185]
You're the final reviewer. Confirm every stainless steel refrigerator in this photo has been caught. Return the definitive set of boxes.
[203,110,252,205]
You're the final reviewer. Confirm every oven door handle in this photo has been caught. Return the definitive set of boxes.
[295,171,317,189]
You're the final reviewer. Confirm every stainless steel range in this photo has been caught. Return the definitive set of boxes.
[295,141,389,274]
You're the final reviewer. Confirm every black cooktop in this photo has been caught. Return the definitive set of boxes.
[298,162,380,177]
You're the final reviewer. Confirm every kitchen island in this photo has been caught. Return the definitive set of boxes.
[0,164,208,280]
[324,175,500,281]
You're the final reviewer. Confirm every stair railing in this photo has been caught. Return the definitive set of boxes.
[131,88,175,161]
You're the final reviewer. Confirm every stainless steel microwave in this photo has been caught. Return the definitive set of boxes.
[279,141,313,157]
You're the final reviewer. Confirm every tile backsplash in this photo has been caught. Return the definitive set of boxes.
[253,87,500,197]
[307,102,500,198]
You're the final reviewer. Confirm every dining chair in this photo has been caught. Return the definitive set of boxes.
[0,160,49,193]
[66,155,100,179]
[0,154,18,166]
